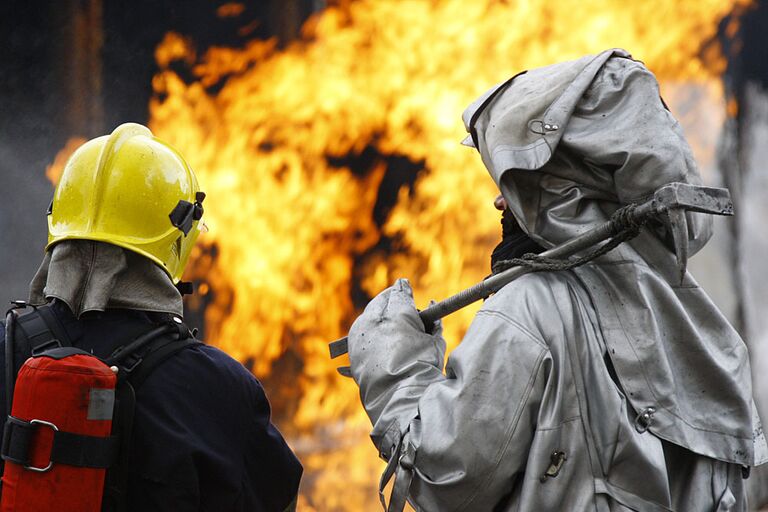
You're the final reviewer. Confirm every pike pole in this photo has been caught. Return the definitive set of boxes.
[329,182,733,375]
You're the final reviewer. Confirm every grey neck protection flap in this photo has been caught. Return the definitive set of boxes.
[29,239,183,318]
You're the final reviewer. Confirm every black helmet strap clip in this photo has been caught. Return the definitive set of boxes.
[168,192,205,236]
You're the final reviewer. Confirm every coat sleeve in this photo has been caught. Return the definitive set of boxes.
[348,279,550,511]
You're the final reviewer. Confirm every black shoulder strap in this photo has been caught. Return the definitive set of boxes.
[4,304,74,418]
[15,304,73,356]
[102,381,135,512]
[106,319,201,387]
[102,323,200,512]
[127,337,201,390]
[4,309,18,419]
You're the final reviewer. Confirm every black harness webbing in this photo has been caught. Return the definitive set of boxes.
[126,337,200,390]
[3,310,16,420]
[3,415,120,470]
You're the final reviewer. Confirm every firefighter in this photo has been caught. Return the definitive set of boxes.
[346,50,767,511]
[0,123,302,511]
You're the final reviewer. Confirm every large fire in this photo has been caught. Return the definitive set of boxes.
[44,1,750,509]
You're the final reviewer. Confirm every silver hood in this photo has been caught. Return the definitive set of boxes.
[462,49,767,466]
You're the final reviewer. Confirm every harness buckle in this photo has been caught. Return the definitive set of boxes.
[31,339,62,356]
[540,450,567,482]
[121,355,144,374]
[24,419,59,473]
[634,406,656,433]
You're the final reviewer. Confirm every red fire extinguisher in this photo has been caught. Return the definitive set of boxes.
[1,348,118,512]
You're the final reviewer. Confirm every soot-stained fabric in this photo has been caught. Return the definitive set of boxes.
[348,276,748,511]
[0,301,302,512]
[463,48,766,467]
[28,240,183,318]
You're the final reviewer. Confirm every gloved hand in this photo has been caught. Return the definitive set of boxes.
[348,278,446,433]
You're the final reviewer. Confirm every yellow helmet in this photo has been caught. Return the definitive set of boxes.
[47,123,205,284]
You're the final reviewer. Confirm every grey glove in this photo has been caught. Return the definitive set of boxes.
[348,278,446,456]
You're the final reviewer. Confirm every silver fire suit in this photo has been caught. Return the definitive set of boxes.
[347,48,767,511]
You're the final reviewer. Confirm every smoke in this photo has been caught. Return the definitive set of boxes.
[0,141,52,302]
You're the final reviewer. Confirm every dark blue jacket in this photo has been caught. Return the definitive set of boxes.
[0,300,302,511]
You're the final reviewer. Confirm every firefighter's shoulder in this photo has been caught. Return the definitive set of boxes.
[137,341,270,409]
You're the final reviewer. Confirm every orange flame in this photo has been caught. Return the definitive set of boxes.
[147,1,750,509]
[217,2,246,18]
[45,137,87,186]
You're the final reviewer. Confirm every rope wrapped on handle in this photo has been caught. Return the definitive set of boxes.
[330,183,735,364]
[491,204,646,274]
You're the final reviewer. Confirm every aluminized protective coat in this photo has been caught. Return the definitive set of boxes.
[463,48,766,467]
[349,277,747,510]
[347,49,767,511]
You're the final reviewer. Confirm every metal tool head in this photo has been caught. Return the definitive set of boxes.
[652,183,733,216]
[651,183,733,284]
[329,336,348,359]
[666,208,689,284]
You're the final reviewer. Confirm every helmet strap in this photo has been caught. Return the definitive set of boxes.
[175,281,194,296]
